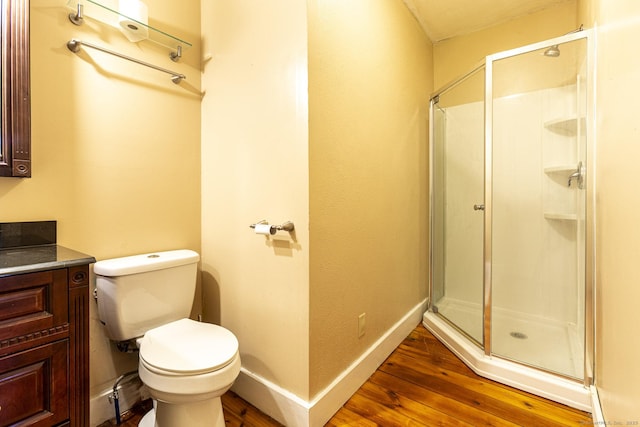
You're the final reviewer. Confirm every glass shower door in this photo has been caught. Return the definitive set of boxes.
[489,37,588,379]
[430,67,485,345]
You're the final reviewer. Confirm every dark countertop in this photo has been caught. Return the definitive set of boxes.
[0,245,96,276]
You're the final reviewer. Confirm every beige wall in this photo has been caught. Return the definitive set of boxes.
[1,0,201,399]
[308,0,431,397]
[16,0,628,423]
[200,0,311,398]
[10,0,429,419]
[433,0,579,90]
[579,0,640,421]
[200,0,431,404]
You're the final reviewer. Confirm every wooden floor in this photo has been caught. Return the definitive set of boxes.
[101,324,592,426]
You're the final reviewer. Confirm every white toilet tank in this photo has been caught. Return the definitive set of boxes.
[94,249,200,342]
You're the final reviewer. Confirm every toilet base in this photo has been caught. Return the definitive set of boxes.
[138,398,225,427]
[138,410,154,427]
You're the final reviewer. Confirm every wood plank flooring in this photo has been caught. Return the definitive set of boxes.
[328,325,592,426]
[96,392,280,427]
[99,324,592,426]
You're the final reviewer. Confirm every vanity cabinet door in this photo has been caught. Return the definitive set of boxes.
[0,262,91,426]
[0,340,69,427]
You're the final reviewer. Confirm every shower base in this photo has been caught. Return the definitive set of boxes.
[423,302,591,412]
[433,297,583,378]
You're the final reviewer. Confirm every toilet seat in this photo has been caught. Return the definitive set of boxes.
[139,318,239,375]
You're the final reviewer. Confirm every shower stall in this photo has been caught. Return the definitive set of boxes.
[423,30,594,411]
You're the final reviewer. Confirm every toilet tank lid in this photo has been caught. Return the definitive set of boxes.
[94,249,200,277]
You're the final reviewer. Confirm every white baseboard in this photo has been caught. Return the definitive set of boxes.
[90,375,147,427]
[232,368,311,426]
[590,385,604,424]
[231,299,427,426]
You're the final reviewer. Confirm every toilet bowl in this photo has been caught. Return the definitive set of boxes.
[93,250,241,427]
[137,319,240,427]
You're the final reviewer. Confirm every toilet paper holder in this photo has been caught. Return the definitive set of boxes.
[249,220,295,235]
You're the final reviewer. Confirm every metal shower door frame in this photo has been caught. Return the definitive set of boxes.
[483,29,595,387]
[428,28,595,388]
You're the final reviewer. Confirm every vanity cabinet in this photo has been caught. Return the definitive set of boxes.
[0,265,90,427]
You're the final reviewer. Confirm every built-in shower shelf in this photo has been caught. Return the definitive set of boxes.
[544,165,576,174]
[544,212,578,221]
[66,0,192,59]
[544,117,586,136]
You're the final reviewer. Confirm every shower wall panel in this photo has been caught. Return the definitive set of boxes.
[492,85,579,325]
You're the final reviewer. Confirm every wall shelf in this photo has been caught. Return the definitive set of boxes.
[544,117,586,137]
[544,165,577,175]
[544,212,578,221]
[67,0,192,61]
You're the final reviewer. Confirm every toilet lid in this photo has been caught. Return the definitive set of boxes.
[139,318,239,374]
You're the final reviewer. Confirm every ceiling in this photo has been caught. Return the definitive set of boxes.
[403,0,573,42]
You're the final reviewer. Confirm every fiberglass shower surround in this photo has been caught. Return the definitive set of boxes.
[424,29,594,412]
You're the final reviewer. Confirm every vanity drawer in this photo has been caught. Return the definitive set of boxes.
[0,340,69,427]
[0,270,68,345]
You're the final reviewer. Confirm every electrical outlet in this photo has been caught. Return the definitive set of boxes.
[358,313,366,338]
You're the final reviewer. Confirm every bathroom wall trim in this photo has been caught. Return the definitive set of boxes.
[232,299,428,426]
[590,386,605,425]
[90,388,115,427]
[90,377,148,426]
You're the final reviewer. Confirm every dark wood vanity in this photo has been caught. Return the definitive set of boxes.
[0,222,95,426]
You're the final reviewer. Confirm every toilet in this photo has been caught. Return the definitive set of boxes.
[94,249,240,427]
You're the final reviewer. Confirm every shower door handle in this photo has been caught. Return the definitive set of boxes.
[473,204,485,211]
